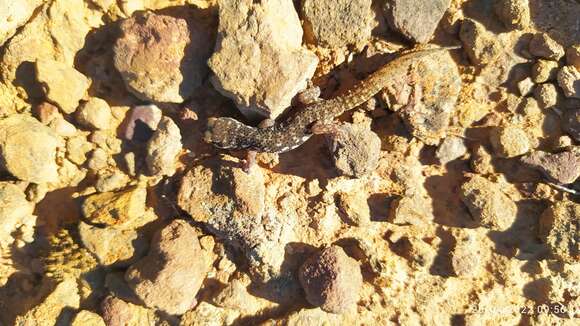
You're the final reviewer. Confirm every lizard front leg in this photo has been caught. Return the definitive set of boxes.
[243,118,276,172]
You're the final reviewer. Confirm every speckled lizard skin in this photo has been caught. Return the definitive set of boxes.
[204,46,458,153]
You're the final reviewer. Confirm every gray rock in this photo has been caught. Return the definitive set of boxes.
[0,115,60,183]
[177,155,294,281]
[208,0,318,119]
[302,0,373,48]
[562,108,580,141]
[531,59,559,83]
[557,65,580,99]
[66,136,93,166]
[459,19,502,66]
[390,195,434,226]
[95,169,130,193]
[490,126,530,158]
[299,246,362,314]
[121,104,162,142]
[77,97,113,130]
[383,0,451,44]
[35,59,90,114]
[521,150,580,184]
[87,148,109,172]
[436,136,467,164]
[145,117,182,177]
[114,12,212,103]
[529,33,565,60]
[79,221,149,267]
[460,175,517,231]
[125,220,209,315]
[326,124,380,178]
[534,83,559,109]
[567,44,580,70]
[539,200,579,263]
[494,0,530,30]
[396,50,461,145]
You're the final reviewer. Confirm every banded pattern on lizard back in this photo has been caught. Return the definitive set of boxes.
[204,47,458,153]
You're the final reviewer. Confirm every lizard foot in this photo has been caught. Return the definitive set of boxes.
[243,150,257,173]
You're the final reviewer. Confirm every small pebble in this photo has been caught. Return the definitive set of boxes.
[494,0,530,30]
[326,124,381,178]
[299,246,362,314]
[459,19,502,66]
[122,104,162,142]
[531,59,559,83]
[336,191,371,226]
[470,145,495,175]
[77,97,113,130]
[557,66,580,99]
[517,77,534,96]
[490,126,531,158]
[566,44,580,70]
[34,102,60,125]
[521,150,580,184]
[383,0,451,44]
[534,83,559,109]
[529,33,565,60]
[436,136,467,164]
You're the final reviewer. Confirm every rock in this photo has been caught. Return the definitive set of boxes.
[178,156,294,281]
[302,0,373,48]
[539,201,579,263]
[90,130,122,154]
[459,19,502,66]
[121,104,162,142]
[529,33,565,60]
[125,220,209,315]
[451,231,482,277]
[326,124,380,178]
[278,307,342,325]
[95,169,130,193]
[66,136,93,166]
[77,97,113,130]
[517,77,534,96]
[0,183,36,250]
[390,195,434,226]
[87,148,109,172]
[299,246,362,314]
[567,44,580,70]
[101,295,157,326]
[0,0,41,46]
[494,0,530,30]
[436,136,467,164]
[396,50,461,144]
[0,115,60,183]
[212,278,260,314]
[14,278,80,326]
[80,186,148,228]
[34,102,61,125]
[78,221,150,267]
[562,108,580,141]
[336,191,371,226]
[490,126,530,158]
[521,150,580,184]
[35,59,91,114]
[49,117,78,137]
[531,60,559,83]
[534,83,559,109]
[71,310,106,326]
[208,0,318,119]
[145,117,182,177]
[557,65,580,99]
[460,175,517,231]
[114,12,212,103]
[383,0,451,44]
[180,302,240,326]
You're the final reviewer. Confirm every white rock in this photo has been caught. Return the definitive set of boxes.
[35,59,91,114]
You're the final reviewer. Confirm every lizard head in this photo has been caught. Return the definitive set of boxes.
[204,117,255,150]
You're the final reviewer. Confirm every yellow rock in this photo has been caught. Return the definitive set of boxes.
[81,186,147,228]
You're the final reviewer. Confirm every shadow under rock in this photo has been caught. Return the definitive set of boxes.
[487,199,548,259]
[429,227,456,277]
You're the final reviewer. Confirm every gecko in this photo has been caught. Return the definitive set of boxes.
[204,46,459,154]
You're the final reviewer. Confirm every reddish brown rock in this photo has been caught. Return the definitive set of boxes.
[114,12,212,103]
[521,150,580,184]
[299,246,362,314]
[125,220,209,315]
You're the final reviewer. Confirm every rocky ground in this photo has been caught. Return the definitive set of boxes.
[0,0,579,325]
